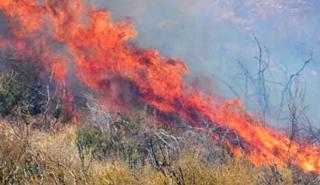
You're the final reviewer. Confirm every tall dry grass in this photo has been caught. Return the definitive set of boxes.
[0,120,297,185]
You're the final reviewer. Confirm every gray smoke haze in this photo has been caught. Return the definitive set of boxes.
[87,0,320,127]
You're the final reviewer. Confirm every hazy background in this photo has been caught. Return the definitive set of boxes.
[87,0,320,127]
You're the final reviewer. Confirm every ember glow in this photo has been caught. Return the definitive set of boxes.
[0,0,319,173]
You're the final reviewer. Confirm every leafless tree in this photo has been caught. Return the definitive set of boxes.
[278,52,312,119]
[234,35,271,124]
[286,80,308,142]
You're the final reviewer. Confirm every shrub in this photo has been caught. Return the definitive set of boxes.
[75,125,146,167]
[0,71,31,116]
[0,56,74,125]
[75,127,111,161]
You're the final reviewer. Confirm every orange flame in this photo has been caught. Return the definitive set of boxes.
[0,0,319,173]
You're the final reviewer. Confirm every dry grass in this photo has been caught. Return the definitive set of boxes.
[0,120,299,185]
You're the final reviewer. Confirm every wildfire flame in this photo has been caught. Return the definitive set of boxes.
[0,0,319,173]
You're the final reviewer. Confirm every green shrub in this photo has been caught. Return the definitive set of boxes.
[75,127,110,162]
[0,71,26,115]
[75,126,145,167]
[0,57,46,117]
[0,56,74,123]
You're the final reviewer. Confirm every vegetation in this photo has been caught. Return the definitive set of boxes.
[0,44,319,185]
[0,119,301,185]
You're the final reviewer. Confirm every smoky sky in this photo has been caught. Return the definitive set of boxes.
[87,0,320,126]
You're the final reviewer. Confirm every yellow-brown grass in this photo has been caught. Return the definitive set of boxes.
[0,121,294,185]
